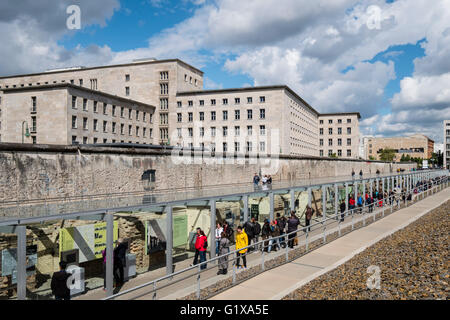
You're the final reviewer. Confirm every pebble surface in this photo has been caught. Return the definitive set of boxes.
[284,200,449,300]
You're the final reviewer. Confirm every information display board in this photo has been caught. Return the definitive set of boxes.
[1,245,37,284]
[59,221,118,263]
[145,215,188,254]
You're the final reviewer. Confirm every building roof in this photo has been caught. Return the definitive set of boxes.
[0,59,203,80]
[1,83,155,109]
[177,85,320,116]
[367,134,434,143]
[319,112,361,119]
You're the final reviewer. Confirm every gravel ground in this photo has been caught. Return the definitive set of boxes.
[284,200,449,300]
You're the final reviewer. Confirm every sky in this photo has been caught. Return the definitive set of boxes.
[0,0,449,148]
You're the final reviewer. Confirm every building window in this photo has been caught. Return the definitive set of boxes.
[94,119,98,131]
[338,138,342,146]
[112,122,117,134]
[328,150,333,156]
[223,126,228,136]
[223,110,228,121]
[328,119,333,124]
[160,83,168,95]
[223,98,228,105]
[31,136,37,144]
[90,79,98,90]
[93,137,98,144]
[93,101,98,113]
[160,98,169,110]
[328,128,333,135]
[234,142,240,152]
[347,149,351,157]
[347,119,351,123]
[160,71,169,80]
[211,127,216,137]
[210,143,216,152]
[235,126,240,136]
[129,109,132,120]
[338,149,342,157]
[260,125,266,136]
[125,87,130,96]
[188,112,193,122]
[260,96,265,103]
[177,113,182,122]
[347,127,352,134]
[247,142,252,152]
[211,99,216,105]
[211,111,216,121]
[328,139,332,146]
[72,136,77,144]
[235,110,240,120]
[79,79,83,86]
[235,98,240,104]
[188,100,193,107]
[319,139,323,146]
[223,142,228,152]
[247,109,253,120]
[103,103,107,115]
[72,96,77,109]
[247,126,253,136]
[338,119,342,124]
[320,128,323,135]
[338,127,342,135]
[320,120,324,124]
[200,127,204,137]
[177,101,182,108]
[247,97,252,104]
[129,125,132,135]
[320,150,324,157]
[31,116,37,133]
[199,112,204,121]
[72,116,77,128]
[136,110,140,121]
[120,123,124,135]
[177,128,182,138]
[259,142,266,152]
[347,138,351,146]
[136,126,140,137]
[143,112,147,122]
[199,100,204,106]
[103,121,108,133]
[30,96,37,113]
[260,109,265,119]
[83,117,88,130]
[125,74,130,82]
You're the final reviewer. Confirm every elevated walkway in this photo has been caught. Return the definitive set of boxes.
[210,187,450,300]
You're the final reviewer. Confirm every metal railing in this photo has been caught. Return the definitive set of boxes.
[104,173,449,300]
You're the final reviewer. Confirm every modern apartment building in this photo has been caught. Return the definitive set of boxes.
[0,84,155,145]
[317,113,361,159]
[445,120,450,170]
[365,134,434,162]
[0,58,361,158]
[0,58,203,145]
[175,86,319,156]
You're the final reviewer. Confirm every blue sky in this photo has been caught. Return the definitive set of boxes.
[1,0,449,145]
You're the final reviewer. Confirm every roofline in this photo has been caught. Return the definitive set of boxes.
[319,112,361,119]
[177,85,320,116]
[1,83,156,109]
[0,59,203,80]
[367,134,435,143]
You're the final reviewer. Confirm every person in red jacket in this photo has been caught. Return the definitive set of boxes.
[195,229,208,270]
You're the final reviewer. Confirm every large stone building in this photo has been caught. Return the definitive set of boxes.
[317,113,361,159]
[0,58,360,157]
[445,120,450,170]
[365,134,434,162]
[0,84,155,145]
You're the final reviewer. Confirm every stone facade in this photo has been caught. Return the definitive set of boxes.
[0,85,155,145]
[318,113,361,159]
[366,134,435,161]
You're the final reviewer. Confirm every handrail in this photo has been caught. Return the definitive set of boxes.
[103,173,448,300]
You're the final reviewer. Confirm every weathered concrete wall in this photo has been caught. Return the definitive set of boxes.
[0,143,416,202]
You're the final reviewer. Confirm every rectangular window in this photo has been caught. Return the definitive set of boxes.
[211,111,216,121]
[235,98,240,104]
[160,98,168,110]
[31,116,37,132]
[143,112,146,122]
[328,150,333,156]
[188,100,193,107]
[72,116,77,128]
[125,74,130,82]
[129,125,132,135]
[320,150,324,157]
[338,119,342,124]
[177,128,182,138]
[338,149,342,157]
[319,139,323,146]
[83,99,87,111]
[259,141,266,152]
[347,127,352,134]
[94,119,98,131]
[211,99,216,105]
[247,126,253,136]
[129,109,132,120]
[347,138,351,146]
[188,112,193,122]
[200,127,204,137]
[112,105,116,117]
[31,97,37,113]
[188,128,193,137]
[93,101,98,113]
[199,112,204,121]
[160,83,168,95]
[177,113,182,122]
[320,120,324,124]
[328,139,333,146]
[247,142,252,152]
[112,122,117,134]
[235,110,240,120]
[260,125,266,136]
[93,137,98,144]
[234,142,240,152]
[103,103,107,115]
[235,126,240,136]
[103,121,108,133]
[72,136,77,144]
[211,127,216,137]
[223,126,228,136]
[320,128,323,135]
[347,149,351,157]
[79,79,83,86]
[338,127,342,135]
[125,87,130,96]
[260,96,265,103]
[177,101,182,108]
[223,98,228,105]
[347,119,351,123]
[83,117,88,130]
[328,119,333,124]
[247,97,253,104]
[223,142,228,152]
[199,100,204,106]
[247,109,252,120]
[136,126,140,137]
[260,109,265,119]
[72,96,77,109]
[328,128,333,135]
[120,123,124,135]
[223,110,228,121]
[338,138,342,146]
[136,110,139,121]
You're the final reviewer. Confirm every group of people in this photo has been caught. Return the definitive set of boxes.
[253,173,273,190]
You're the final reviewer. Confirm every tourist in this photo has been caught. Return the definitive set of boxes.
[251,217,261,250]
[267,175,273,189]
[351,170,355,179]
[191,227,202,266]
[305,205,314,232]
[275,213,287,248]
[215,222,223,255]
[51,261,71,300]
[113,238,128,286]
[235,226,248,269]
[253,173,260,190]
[349,196,356,214]
[262,175,268,190]
[261,219,271,252]
[376,169,380,176]
[268,220,280,252]
[339,199,346,222]
[243,218,254,251]
[217,232,230,275]
[195,229,208,270]
[223,221,234,243]
[287,211,300,248]
[357,193,363,213]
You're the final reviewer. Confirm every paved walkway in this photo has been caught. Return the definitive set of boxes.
[210,187,450,300]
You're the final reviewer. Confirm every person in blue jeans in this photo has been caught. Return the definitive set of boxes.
[215,222,223,255]
[195,230,208,270]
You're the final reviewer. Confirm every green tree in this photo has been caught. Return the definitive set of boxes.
[379,148,396,162]
[369,156,375,161]
[329,153,338,158]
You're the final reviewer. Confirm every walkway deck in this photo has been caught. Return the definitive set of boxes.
[209,187,450,300]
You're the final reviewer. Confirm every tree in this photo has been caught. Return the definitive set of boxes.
[329,153,338,158]
[400,154,411,162]
[369,156,375,161]
[379,148,396,162]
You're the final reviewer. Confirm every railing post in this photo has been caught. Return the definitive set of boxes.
[232,252,236,284]
[105,212,114,298]
[196,264,201,299]
[261,250,265,271]
[16,225,26,301]
[166,206,173,275]
[285,238,289,262]
[305,230,309,251]
[153,282,157,300]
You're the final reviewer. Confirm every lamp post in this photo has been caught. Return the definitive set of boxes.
[22,121,30,144]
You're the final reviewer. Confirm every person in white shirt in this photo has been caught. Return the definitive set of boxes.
[215,223,224,255]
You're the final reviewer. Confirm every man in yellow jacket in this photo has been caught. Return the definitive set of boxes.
[235,226,248,269]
